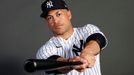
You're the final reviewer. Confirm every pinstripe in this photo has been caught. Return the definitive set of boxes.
[44,46,52,58]
[36,24,107,75]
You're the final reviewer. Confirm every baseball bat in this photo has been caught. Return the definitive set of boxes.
[24,59,83,73]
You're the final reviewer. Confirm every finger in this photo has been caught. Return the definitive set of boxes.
[73,63,87,70]
[76,68,85,72]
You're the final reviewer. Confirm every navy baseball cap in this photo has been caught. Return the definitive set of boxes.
[40,0,68,18]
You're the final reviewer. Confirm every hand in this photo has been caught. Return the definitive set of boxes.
[80,53,96,68]
[68,56,89,72]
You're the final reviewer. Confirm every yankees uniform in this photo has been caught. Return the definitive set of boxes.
[36,24,107,75]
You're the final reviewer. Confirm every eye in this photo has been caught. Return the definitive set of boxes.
[56,13,61,17]
[46,16,53,20]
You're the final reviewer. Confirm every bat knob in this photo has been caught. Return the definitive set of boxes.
[24,59,36,73]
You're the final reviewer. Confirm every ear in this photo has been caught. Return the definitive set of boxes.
[67,10,72,20]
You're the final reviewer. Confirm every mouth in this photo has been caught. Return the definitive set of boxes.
[55,25,63,29]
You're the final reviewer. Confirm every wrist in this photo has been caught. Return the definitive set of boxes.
[67,58,74,70]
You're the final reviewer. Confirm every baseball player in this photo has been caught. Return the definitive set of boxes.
[36,0,108,75]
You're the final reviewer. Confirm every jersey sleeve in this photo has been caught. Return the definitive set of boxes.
[82,24,108,49]
[36,42,57,59]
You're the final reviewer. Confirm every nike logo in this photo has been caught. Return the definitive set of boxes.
[56,46,62,48]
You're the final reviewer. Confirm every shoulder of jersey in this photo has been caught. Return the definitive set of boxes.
[41,37,54,47]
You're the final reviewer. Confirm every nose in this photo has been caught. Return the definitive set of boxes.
[53,16,59,24]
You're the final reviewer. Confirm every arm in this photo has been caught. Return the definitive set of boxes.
[80,40,100,67]
[70,40,100,72]
[71,33,107,72]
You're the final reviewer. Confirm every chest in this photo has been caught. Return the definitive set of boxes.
[56,36,87,58]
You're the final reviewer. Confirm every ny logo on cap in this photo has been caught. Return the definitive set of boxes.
[46,0,53,8]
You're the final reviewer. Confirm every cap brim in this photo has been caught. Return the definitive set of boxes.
[40,8,68,18]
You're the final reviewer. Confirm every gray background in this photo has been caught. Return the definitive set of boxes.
[0,0,134,75]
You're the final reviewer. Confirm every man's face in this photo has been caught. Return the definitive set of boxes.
[45,9,72,36]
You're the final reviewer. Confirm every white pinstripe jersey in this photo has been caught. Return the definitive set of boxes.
[36,24,107,75]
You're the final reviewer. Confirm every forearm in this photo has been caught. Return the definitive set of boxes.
[79,40,100,68]
[81,40,100,56]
